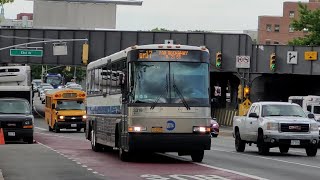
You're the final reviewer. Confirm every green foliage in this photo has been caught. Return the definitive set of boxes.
[31,65,86,82]
[290,2,320,45]
[0,0,14,5]
[151,28,178,32]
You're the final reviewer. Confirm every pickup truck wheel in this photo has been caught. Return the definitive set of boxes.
[191,150,204,162]
[257,132,269,155]
[306,145,317,157]
[235,131,246,152]
[279,146,289,154]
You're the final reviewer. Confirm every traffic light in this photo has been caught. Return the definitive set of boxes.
[82,43,89,65]
[244,86,250,99]
[270,53,276,71]
[216,52,222,68]
[237,84,243,100]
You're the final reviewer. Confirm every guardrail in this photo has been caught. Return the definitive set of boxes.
[213,108,238,126]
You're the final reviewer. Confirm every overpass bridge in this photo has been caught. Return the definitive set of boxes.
[1,28,320,125]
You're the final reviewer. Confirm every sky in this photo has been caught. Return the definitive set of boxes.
[3,0,310,32]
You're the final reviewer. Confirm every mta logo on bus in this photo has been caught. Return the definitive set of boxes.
[166,120,176,131]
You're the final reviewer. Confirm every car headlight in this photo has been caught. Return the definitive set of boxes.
[267,122,279,130]
[310,123,318,131]
[58,115,64,120]
[82,115,87,119]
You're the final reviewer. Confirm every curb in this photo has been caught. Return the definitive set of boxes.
[0,169,4,180]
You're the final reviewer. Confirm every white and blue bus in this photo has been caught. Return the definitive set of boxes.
[44,73,64,89]
[85,43,211,162]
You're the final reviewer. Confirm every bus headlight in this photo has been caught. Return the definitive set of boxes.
[58,115,64,120]
[128,126,147,132]
[193,126,210,133]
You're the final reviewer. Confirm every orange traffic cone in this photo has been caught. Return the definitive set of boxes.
[0,128,5,145]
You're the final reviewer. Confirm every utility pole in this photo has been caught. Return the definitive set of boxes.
[73,66,77,82]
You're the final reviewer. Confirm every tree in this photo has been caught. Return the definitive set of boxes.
[289,2,320,45]
[31,65,86,83]
[0,0,14,4]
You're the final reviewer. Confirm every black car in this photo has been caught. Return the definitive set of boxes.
[0,98,34,144]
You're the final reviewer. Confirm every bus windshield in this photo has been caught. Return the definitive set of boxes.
[130,61,209,105]
[46,76,62,86]
[56,100,85,110]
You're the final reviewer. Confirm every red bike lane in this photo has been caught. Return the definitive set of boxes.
[34,132,263,180]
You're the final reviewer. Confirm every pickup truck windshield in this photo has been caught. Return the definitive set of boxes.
[0,100,30,114]
[262,104,306,117]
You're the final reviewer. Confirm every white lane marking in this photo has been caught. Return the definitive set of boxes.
[35,127,47,131]
[38,142,98,177]
[212,148,320,169]
[35,131,87,141]
[160,153,268,180]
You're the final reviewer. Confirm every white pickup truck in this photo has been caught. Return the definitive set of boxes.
[233,102,319,156]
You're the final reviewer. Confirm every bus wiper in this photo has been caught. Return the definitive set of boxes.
[172,74,190,110]
[150,74,169,110]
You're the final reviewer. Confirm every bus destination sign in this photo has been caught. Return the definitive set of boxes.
[138,50,198,61]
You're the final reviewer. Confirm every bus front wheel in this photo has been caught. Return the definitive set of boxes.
[191,150,204,162]
[54,123,60,133]
[119,148,131,162]
[91,130,103,152]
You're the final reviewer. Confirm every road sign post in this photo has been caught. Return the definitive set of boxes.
[10,49,43,57]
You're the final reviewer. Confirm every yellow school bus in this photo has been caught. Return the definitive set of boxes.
[45,89,86,133]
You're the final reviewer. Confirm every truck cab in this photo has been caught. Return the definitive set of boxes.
[0,98,34,144]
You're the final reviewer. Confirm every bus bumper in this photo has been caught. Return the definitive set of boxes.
[128,133,211,152]
[56,122,86,129]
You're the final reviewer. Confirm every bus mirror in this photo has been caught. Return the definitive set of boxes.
[52,104,56,109]
[102,89,107,97]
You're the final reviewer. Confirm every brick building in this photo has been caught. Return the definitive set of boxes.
[16,13,33,20]
[258,0,320,45]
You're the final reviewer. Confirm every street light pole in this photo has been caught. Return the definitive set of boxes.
[73,66,77,82]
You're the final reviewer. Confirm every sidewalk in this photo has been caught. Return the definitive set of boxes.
[219,126,233,137]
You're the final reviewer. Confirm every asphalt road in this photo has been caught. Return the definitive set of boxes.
[0,144,104,180]
[3,96,320,180]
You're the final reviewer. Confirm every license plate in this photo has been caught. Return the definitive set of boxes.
[71,124,77,127]
[151,127,163,133]
[8,132,15,136]
[291,140,300,146]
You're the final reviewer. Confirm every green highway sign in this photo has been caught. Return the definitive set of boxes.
[10,49,43,57]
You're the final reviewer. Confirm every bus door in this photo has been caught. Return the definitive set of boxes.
[120,69,128,148]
